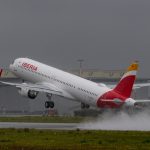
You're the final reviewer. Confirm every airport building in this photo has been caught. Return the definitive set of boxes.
[0,69,150,116]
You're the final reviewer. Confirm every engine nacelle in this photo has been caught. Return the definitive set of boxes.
[18,88,38,99]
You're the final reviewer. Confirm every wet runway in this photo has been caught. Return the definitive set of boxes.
[0,122,79,130]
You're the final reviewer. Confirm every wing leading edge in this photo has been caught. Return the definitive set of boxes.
[0,81,74,99]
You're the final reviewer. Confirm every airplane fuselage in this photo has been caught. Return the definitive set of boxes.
[9,58,131,108]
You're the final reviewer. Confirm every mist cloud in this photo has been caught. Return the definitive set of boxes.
[79,110,150,131]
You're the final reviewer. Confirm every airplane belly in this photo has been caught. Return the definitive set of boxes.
[72,91,98,107]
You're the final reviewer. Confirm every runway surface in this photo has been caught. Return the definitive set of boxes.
[0,122,79,130]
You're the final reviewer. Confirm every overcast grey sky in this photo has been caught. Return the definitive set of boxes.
[0,0,150,77]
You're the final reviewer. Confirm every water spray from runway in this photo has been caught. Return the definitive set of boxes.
[79,109,150,131]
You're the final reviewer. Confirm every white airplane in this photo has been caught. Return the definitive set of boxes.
[1,58,150,109]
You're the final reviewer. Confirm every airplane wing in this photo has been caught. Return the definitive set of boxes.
[100,99,150,107]
[0,81,74,99]
[133,83,150,89]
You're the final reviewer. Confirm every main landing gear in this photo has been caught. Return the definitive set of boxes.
[45,94,55,108]
[45,101,54,108]
[81,102,90,109]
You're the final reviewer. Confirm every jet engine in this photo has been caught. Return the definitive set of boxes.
[18,88,38,99]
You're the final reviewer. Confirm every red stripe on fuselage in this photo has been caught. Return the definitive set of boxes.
[97,90,127,108]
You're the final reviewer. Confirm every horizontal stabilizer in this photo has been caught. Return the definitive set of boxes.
[135,99,150,103]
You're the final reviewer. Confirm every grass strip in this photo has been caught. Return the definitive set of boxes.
[0,129,149,150]
[0,116,84,123]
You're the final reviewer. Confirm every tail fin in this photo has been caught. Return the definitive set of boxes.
[114,61,139,98]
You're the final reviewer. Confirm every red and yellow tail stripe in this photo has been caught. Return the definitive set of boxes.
[114,61,138,97]
[121,61,138,80]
